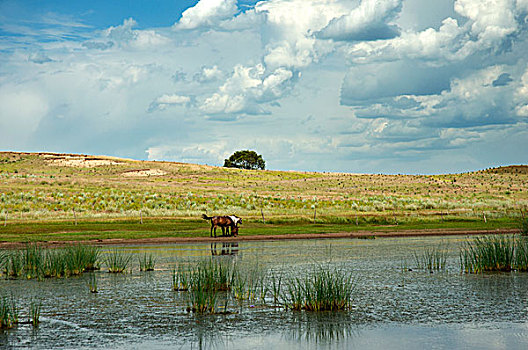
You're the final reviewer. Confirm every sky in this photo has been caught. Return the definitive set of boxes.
[0,0,527,174]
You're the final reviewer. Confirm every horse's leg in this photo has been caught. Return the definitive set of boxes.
[210,223,214,237]
[221,226,225,237]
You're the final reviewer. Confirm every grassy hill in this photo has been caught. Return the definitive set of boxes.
[0,152,526,242]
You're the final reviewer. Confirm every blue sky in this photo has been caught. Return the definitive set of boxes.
[0,0,527,174]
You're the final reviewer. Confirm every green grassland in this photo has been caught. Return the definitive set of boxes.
[0,151,526,242]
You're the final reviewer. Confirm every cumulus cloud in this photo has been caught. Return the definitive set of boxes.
[193,65,224,83]
[515,65,528,116]
[2,0,527,173]
[347,0,527,64]
[200,64,296,115]
[317,0,402,41]
[148,94,191,112]
[174,0,238,30]
[104,18,169,48]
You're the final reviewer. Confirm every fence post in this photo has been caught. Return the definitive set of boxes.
[140,209,143,224]
[73,209,77,225]
[313,207,317,224]
[260,208,265,224]
[4,211,6,227]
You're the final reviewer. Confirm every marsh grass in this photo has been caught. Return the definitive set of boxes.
[284,266,355,312]
[514,237,528,271]
[520,211,528,236]
[139,253,156,271]
[413,244,448,271]
[1,243,101,279]
[460,235,521,273]
[0,295,18,329]
[232,263,267,301]
[183,258,238,313]
[88,273,98,293]
[172,265,190,291]
[29,300,41,327]
[270,270,283,306]
[104,249,132,273]
[3,250,23,278]
[186,272,218,313]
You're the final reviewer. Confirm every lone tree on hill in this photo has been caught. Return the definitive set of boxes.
[224,150,265,170]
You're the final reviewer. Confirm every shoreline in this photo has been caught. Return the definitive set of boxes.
[0,228,520,248]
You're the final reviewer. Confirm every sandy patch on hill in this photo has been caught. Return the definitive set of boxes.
[122,169,167,177]
[46,156,123,168]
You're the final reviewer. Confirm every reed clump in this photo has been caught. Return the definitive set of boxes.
[1,243,101,279]
[104,249,133,273]
[459,235,528,273]
[0,295,19,329]
[413,244,448,271]
[88,273,98,293]
[284,266,355,312]
[182,259,237,313]
[139,253,156,271]
[29,300,41,327]
[172,265,190,291]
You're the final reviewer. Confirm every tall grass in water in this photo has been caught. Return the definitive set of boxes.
[270,270,283,306]
[413,244,448,271]
[139,253,156,271]
[88,273,98,293]
[184,259,237,313]
[1,243,101,279]
[232,263,267,301]
[2,251,24,278]
[514,237,528,271]
[105,249,133,273]
[0,295,19,329]
[460,235,517,273]
[172,265,190,291]
[29,300,41,327]
[284,266,355,312]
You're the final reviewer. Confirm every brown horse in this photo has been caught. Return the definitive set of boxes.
[201,214,241,237]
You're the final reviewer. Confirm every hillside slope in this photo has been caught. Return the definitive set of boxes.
[1,152,526,219]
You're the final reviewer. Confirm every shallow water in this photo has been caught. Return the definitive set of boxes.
[2,236,528,349]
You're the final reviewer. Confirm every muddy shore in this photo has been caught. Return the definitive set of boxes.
[0,228,519,248]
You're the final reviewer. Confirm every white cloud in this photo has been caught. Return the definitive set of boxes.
[515,65,528,116]
[193,65,224,83]
[317,0,402,41]
[174,0,238,30]
[1,0,527,173]
[148,94,191,112]
[104,18,169,48]
[346,0,525,64]
[200,64,295,115]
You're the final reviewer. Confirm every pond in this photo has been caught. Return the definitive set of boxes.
[2,236,528,349]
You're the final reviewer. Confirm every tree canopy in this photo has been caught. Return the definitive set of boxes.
[223,150,265,170]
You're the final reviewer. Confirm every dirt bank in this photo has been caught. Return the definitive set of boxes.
[0,228,520,248]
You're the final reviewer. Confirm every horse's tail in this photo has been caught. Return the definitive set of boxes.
[202,214,212,220]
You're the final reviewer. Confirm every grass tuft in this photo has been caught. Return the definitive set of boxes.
[413,244,448,271]
[104,249,132,273]
[0,295,19,329]
[459,235,527,273]
[139,253,156,271]
[284,265,355,312]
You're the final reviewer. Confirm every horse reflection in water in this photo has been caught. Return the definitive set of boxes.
[210,242,239,256]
